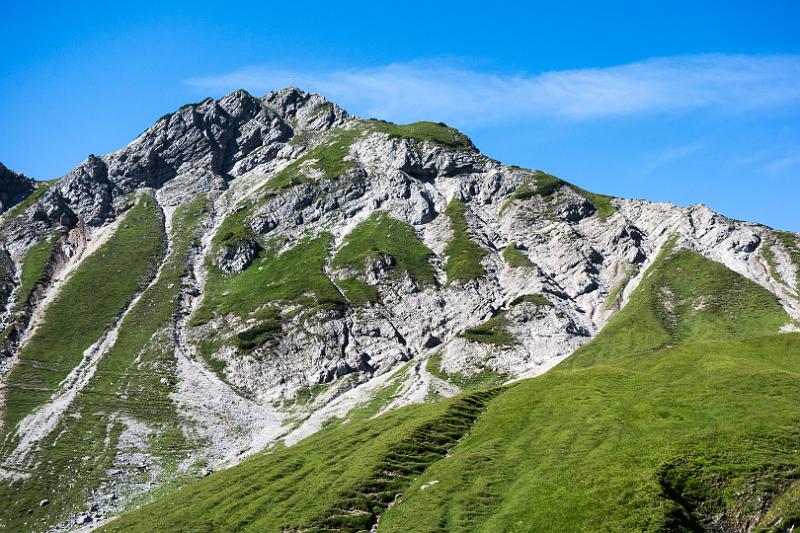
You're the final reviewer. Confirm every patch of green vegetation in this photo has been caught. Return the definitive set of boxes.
[288,129,315,147]
[197,336,225,359]
[461,294,552,347]
[462,313,513,346]
[212,203,258,251]
[426,352,512,391]
[1,196,167,432]
[604,264,639,310]
[762,239,782,284]
[292,382,333,406]
[267,127,363,190]
[0,180,57,235]
[510,293,553,307]
[502,243,534,267]
[336,277,379,306]
[15,232,61,312]
[756,479,800,532]
[206,357,227,376]
[310,101,333,117]
[443,199,486,284]
[577,187,616,220]
[563,238,789,370]
[529,172,566,197]
[102,389,499,532]
[501,173,567,212]
[502,171,616,220]
[194,233,344,325]
[234,308,283,351]
[369,120,474,151]
[331,212,435,285]
[425,351,449,381]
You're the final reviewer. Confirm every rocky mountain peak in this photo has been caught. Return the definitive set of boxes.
[0,163,35,213]
[262,86,349,131]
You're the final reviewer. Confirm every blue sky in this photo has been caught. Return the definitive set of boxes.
[1,0,799,230]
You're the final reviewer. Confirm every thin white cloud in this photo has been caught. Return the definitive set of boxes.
[184,55,800,126]
[766,152,800,173]
[641,143,704,176]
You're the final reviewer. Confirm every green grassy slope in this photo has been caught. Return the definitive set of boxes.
[266,127,363,191]
[0,197,206,531]
[14,234,58,313]
[562,238,790,369]
[195,233,344,325]
[383,334,800,532]
[106,244,800,532]
[369,120,474,151]
[101,390,499,532]
[331,212,435,285]
[1,196,166,432]
[443,199,486,284]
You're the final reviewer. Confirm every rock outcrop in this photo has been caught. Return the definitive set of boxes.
[0,163,35,214]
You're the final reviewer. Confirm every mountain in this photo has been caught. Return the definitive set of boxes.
[0,88,798,532]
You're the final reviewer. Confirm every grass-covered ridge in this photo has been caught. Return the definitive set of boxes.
[383,334,800,532]
[369,120,474,151]
[0,197,208,532]
[504,171,616,220]
[14,232,61,312]
[0,180,58,235]
[331,212,435,286]
[563,240,790,369]
[443,199,486,284]
[1,196,166,432]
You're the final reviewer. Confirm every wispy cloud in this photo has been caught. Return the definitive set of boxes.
[766,152,800,173]
[184,55,800,126]
[641,143,704,176]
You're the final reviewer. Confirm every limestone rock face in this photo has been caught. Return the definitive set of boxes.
[0,163,35,213]
[262,87,349,131]
[215,238,262,274]
[0,88,798,530]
